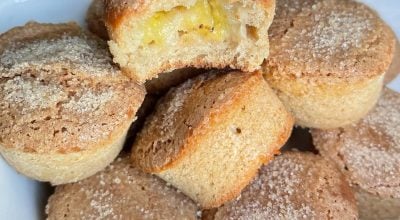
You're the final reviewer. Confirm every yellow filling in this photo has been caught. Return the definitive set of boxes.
[141,0,229,45]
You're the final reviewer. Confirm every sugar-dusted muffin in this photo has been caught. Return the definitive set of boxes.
[211,152,358,220]
[312,88,400,220]
[46,156,199,219]
[132,70,294,208]
[263,0,395,129]
[104,0,276,82]
[0,22,145,185]
[86,0,109,40]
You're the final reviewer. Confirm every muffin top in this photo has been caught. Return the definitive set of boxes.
[0,22,145,154]
[46,156,199,219]
[312,88,400,198]
[265,0,395,80]
[214,152,358,220]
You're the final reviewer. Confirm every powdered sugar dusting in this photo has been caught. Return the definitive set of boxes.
[2,76,66,112]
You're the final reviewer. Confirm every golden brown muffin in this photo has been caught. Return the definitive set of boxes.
[104,0,276,82]
[0,22,145,185]
[263,0,395,129]
[132,70,294,208]
[46,156,199,219]
[86,0,109,40]
[312,88,400,220]
[211,152,358,220]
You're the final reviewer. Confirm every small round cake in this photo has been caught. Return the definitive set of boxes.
[0,22,145,184]
[46,156,199,219]
[263,0,395,129]
[132,70,294,208]
[212,152,358,219]
[312,87,400,220]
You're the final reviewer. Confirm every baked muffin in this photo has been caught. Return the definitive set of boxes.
[85,0,209,94]
[46,156,199,219]
[211,152,358,220]
[263,0,395,129]
[86,0,109,40]
[104,0,276,82]
[0,22,145,184]
[312,88,400,220]
[132,70,294,208]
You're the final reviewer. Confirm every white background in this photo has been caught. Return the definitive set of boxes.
[0,0,399,219]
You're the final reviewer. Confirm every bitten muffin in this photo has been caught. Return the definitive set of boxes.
[132,71,294,208]
[312,88,400,220]
[104,0,276,82]
[211,152,358,220]
[263,0,395,129]
[86,0,109,40]
[0,22,145,185]
[46,156,199,219]
[85,0,208,94]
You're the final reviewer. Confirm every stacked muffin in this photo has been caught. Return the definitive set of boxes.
[0,0,398,219]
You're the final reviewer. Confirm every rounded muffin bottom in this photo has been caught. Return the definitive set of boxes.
[265,74,384,129]
[0,123,131,185]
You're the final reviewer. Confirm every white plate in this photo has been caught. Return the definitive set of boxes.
[0,0,399,219]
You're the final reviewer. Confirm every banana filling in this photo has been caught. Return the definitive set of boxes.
[141,0,230,45]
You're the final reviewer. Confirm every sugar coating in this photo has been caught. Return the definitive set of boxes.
[0,22,145,154]
[214,152,358,220]
[64,90,114,114]
[308,10,372,58]
[46,156,198,219]
[3,76,66,112]
[266,0,394,79]
[159,77,195,136]
[0,35,117,77]
[313,88,400,197]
